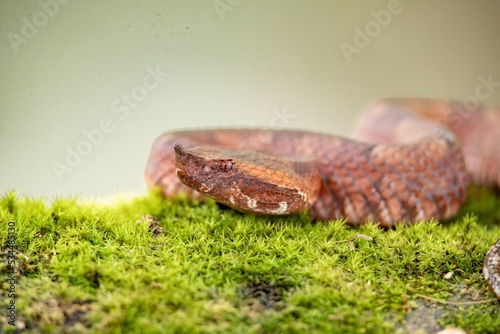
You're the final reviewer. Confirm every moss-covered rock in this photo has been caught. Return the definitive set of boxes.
[0,187,499,333]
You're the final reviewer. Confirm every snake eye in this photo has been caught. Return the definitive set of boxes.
[218,160,233,173]
[202,165,211,173]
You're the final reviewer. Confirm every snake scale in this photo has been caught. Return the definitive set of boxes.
[144,98,500,299]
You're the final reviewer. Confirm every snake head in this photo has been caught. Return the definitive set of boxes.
[174,143,234,194]
[174,143,320,215]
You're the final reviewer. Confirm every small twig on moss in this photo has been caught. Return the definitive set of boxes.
[415,294,498,305]
[331,234,374,250]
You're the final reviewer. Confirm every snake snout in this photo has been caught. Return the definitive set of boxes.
[173,143,187,164]
[173,144,193,185]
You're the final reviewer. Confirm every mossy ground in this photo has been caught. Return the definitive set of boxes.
[0,186,499,333]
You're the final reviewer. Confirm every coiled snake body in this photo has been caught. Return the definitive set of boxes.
[145,98,500,299]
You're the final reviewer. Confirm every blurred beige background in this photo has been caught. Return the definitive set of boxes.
[1,0,499,199]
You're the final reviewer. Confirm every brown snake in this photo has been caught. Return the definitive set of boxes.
[144,98,500,299]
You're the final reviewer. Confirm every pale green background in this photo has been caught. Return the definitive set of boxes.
[1,0,499,199]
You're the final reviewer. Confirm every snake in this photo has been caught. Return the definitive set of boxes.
[144,98,500,299]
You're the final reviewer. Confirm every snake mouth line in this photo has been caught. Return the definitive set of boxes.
[176,168,214,193]
[175,168,190,187]
[175,168,185,179]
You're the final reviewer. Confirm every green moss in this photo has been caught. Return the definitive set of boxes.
[0,187,499,333]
